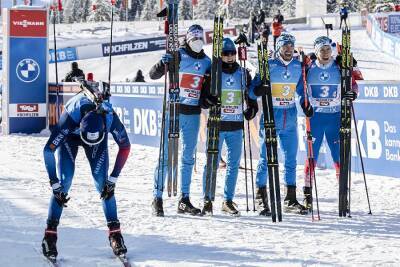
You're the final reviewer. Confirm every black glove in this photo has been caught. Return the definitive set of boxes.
[101,179,116,200]
[234,32,250,47]
[254,83,270,97]
[51,182,70,207]
[244,100,259,120]
[336,54,357,67]
[343,90,357,101]
[201,94,219,109]
[301,102,314,118]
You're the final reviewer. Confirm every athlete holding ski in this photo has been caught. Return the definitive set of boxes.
[150,24,212,217]
[201,38,258,216]
[302,36,362,210]
[41,79,131,263]
[250,33,310,215]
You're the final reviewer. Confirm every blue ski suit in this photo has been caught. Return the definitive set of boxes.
[43,93,131,224]
[149,45,211,198]
[250,57,305,188]
[202,62,254,201]
[303,59,343,186]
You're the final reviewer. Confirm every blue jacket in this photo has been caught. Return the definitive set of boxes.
[43,93,131,184]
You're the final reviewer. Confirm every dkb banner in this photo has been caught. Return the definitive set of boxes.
[48,81,400,178]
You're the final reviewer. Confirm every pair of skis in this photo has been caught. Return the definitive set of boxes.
[339,26,353,217]
[204,13,224,201]
[43,254,130,267]
[256,42,282,222]
[157,0,180,197]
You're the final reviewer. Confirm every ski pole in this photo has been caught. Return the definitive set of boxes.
[299,49,320,221]
[238,48,249,212]
[108,0,116,85]
[238,41,256,212]
[52,4,61,120]
[351,104,372,214]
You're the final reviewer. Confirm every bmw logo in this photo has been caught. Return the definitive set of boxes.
[282,70,291,80]
[194,62,202,71]
[319,71,330,82]
[16,58,40,83]
[226,76,235,86]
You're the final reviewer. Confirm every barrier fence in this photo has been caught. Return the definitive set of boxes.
[48,80,400,178]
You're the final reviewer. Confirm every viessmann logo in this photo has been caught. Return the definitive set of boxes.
[12,20,45,28]
[17,104,38,112]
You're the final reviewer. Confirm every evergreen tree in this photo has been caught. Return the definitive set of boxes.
[229,0,253,19]
[179,0,192,20]
[141,0,158,21]
[88,0,120,22]
[193,0,217,19]
[81,0,92,22]
[63,0,82,23]
[281,0,296,18]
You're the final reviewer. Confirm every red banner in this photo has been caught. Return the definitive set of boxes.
[10,10,47,37]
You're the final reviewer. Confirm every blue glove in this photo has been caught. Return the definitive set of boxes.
[51,182,70,207]
[100,176,117,200]
[99,101,113,113]
[161,53,173,64]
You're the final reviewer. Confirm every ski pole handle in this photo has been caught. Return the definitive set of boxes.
[238,46,247,61]
[164,20,169,35]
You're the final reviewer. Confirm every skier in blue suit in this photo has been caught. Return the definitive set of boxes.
[149,24,212,216]
[201,38,258,216]
[250,33,311,215]
[41,79,131,259]
[302,36,359,208]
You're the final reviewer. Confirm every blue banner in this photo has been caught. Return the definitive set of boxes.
[48,81,400,178]
[49,47,77,63]
[10,37,47,103]
[388,14,400,34]
[102,37,165,57]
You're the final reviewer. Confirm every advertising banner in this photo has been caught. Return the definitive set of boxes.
[49,47,77,63]
[102,37,166,57]
[3,8,48,134]
[48,81,400,178]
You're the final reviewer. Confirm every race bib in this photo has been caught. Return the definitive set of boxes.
[179,73,204,105]
[271,83,296,106]
[221,90,243,120]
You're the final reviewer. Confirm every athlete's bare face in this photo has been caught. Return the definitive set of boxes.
[222,52,236,64]
[279,44,294,61]
[318,45,332,64]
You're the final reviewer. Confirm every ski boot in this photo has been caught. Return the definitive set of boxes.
[222,200,240,216]
[152,197,164,217]
[303,186,312,211]
[201,199,213,216]
[177,195,201,215]
[108,221,127,256]
[256,186,271,216]
[42,220,59,260]
[284,186,308,215]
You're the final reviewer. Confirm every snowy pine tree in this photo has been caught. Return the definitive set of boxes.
[281,0,296,18]
[179,0,192,20]
[229,0,253,19]
[193,0,217,20]
[88,0,120,22]
[63,0,83,23]
[141,0,158,21]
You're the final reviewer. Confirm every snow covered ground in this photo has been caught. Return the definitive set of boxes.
[1,21,400,266]
[1,134,400,266]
